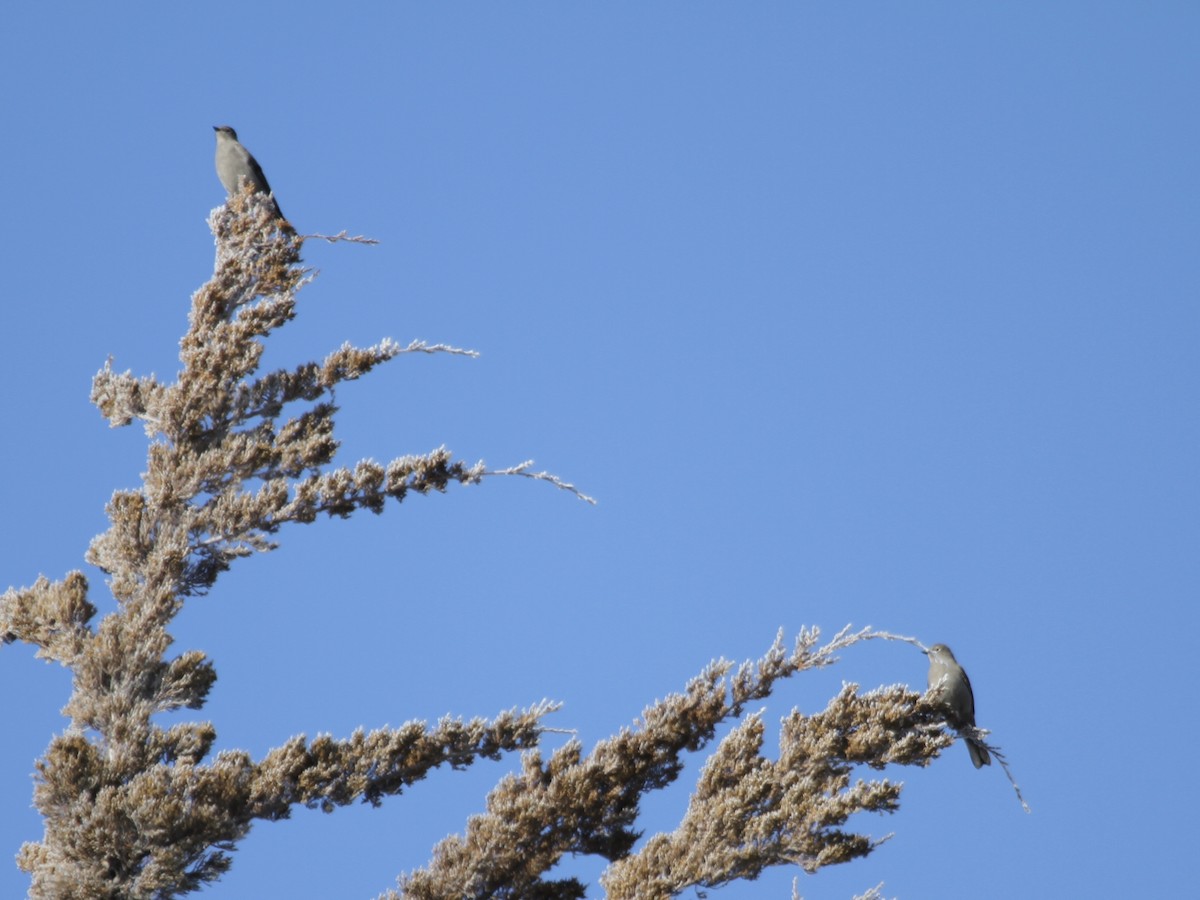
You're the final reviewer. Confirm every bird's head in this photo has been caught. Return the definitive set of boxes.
[925,643,955,661]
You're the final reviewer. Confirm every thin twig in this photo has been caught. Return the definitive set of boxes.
[964,727,1032,813]
[395,339,480,359]
[302,230,380,245]
[489,460,597,505]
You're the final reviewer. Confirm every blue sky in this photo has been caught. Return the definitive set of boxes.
[1,3,1196,897]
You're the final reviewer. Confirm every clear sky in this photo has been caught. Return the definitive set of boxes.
[1,4,1195,898]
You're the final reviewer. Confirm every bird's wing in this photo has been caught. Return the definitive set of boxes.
[960,665,977,721]
[246,152,272,194]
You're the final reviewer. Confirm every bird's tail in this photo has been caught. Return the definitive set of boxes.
[967,738,991,768]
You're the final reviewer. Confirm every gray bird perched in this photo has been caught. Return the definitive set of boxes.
[925,643,991,768]
[213,125,284,219]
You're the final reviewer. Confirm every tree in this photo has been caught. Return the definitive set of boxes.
[1,191,987,899]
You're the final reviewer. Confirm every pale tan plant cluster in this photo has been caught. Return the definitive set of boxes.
[392,627,957,900]
[1,193,973,899]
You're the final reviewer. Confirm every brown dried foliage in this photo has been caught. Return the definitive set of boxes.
[2,192,537,899]
[390,628,954,900]
[1,192,968,899]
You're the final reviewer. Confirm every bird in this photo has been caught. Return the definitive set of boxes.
[925,643,991,768]
[213,125,284,220]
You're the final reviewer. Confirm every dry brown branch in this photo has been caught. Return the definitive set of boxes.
[386,627,963,900]
[5,193,576,898]
[1,189,1013,899]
